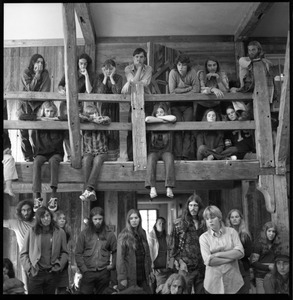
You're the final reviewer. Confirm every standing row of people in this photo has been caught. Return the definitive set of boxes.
[3,196,289,294]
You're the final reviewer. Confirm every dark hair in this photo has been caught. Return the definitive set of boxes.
[132,48,147,58]
[173,54,191,72]
[204,56,220,74]
[151,102,171,117]
[3,258,15,278]
[153,217,167,238]
[180,193,205,231]
[202,108,221,121]
[85,207,106,239]
[28,54,46,72]
[54,210,71,242]
[77,53,92,71]
[16,200,35,222]
[270,256,290,293]
[33,206,57,235]
[103,59,116,68]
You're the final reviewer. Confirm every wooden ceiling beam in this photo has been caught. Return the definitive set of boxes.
[234,2,274,42]
[74,3,96,45]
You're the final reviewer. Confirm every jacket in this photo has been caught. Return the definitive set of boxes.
[20,227,68,277]
[116,228,152,287]
[75,226,117,274]
[147,229,170,269]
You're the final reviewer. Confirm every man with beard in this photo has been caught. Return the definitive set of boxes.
[3,199,36,292]
[230,40,274,120]
[169,194,206,294]
[75,207,117,294]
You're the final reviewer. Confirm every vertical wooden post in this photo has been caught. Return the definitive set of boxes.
[62,3,82,169]
[241,180,250,229]
[131,83,147,171]
[253,60,275,213]
[234,41,245,83]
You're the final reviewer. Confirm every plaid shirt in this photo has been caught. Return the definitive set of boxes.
[82,130,108,156]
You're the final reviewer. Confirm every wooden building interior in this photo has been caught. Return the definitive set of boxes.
[3,2,290,283]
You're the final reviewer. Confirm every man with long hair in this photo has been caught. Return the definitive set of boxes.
[169,193,206,294]
[3,199,36,292]
[20,206,68,294]
[75,207,117,294]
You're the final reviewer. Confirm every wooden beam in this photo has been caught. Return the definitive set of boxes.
[274,33,290,174]
[4,120,131,131]
[62,3,82,169]
[253,61,275,168]
[257,175,275,213]
[13,160,275,183]
[4,91,252,103]
[131,84,147,171]
[11,181,235,193]
[74,3,96,45]
[4,38,85,48]
[234,2,274,41]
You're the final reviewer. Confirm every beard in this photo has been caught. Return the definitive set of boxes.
[94,222,104,233]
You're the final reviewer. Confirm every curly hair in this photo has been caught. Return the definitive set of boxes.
[225,209,252,243]
[16,200,34,222]
[77,53,92,70]
[27,54,46,72]
[257,221,282,255]
[179,193,205,231]
[173,53,191,73]
[161,273,187,294]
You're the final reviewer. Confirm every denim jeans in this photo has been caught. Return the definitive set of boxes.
[145,151,175,189]
[79,269,110,294]
[28,270,57,294]
[82,153,108,190]
[171,105,193,158]
[32,154,63,193]
[197,145,224,160]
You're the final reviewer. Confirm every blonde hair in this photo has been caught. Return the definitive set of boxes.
[203,205,222,221]
[39,101,58,117]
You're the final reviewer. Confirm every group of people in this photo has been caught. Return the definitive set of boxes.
[3,195,290,295]
[3,41,270,203]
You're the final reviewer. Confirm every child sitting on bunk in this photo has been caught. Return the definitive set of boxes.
[145,102,176,199]
[79,103,111,202]
[32,101,64,212]
[196,108,225,160]
[221,106,255,160]
[3,130,18,197]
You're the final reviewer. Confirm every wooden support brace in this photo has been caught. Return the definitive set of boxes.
[62,3,82,169]
[256,175,275,213]
[131,84,147,171]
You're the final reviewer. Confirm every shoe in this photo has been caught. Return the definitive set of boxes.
[48,197,58,212]
[80,189,97,202]
[231,155,237,160]
[150,187,158,199]
[25,157,34,162]
[33,197,43,212]
[207,155,214,161]
[166,187,174,198]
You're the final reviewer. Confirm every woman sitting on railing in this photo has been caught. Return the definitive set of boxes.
[32,101,64,212]
[196,108,225,161]
[145,102,176,199]
[18,53,51,162]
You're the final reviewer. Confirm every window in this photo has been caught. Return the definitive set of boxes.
[139,209,157,234]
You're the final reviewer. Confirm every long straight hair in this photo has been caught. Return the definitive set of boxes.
[85,207,107,240]
[33,206,58,235]
[225,209,251,243]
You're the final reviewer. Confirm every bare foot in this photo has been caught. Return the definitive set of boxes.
[4,188,15,197]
